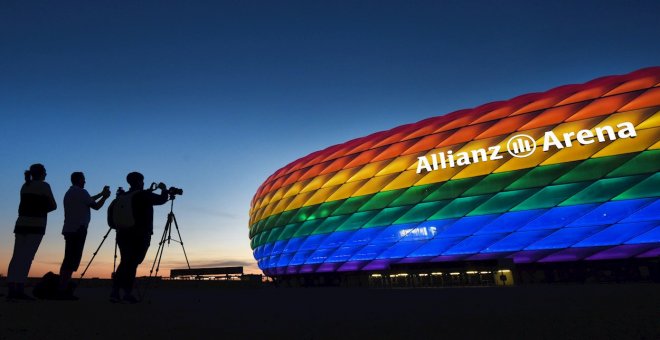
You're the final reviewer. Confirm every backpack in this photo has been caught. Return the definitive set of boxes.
[33,271,74,299]
[108,191,138,229]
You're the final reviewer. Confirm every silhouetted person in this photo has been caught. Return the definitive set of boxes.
[6,164,57,301]
[58,172,111,299]
[110,172,168,303]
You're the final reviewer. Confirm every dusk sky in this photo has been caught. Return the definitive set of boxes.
[1,0,659,278]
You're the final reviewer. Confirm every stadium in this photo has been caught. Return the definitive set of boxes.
[249,67,660,286]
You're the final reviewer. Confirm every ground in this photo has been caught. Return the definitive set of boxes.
[0,281,658,339]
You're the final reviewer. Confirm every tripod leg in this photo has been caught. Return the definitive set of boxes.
[171,214,191,270]
[80,228,113,279]
[149,216,170,276]
[167,215,173,245]
[141,215,170,301]
[154,237,166,277]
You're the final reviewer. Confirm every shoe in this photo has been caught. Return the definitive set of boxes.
[109,291,121,303]
[123,294,140,304]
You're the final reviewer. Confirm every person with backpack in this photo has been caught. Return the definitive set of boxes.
[57,172,111,299]
[109,172,168,303]
[6,164,57,301]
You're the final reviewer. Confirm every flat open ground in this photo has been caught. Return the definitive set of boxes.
[1,281,658,339]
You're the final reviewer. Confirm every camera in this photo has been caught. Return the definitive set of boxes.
[168,187,183,196]
[148,182,183,196]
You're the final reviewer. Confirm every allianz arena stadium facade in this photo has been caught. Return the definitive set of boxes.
[249,67,660,285]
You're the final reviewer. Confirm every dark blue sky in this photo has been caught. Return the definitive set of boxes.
[1,0,659,275]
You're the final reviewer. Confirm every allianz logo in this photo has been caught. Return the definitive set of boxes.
[416,122,637,174]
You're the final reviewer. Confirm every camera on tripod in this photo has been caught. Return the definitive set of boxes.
[80,177,191,290]
[148,182,183,197]
[168,187,183,196]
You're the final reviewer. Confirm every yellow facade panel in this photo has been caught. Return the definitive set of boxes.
[346,160,390,183]
[534,118,604,145]
[381,170,420,191]
[251,198,263,213]
[299,173,332,193]
[405,145,465,172]
[376,153,423,176]
[284,190,316,211]
[270,196,296,216]
[257,191,275,211]
[268,187,286,205]
[351,173,398,197]
[452,156,507,179]
[494,148,558,173]
[454,135,508,155]
[251,205,263,219]
[282,178,310,199]
[256,191,273,210]
[302,185,342,207]
[597,108,655,129]
[636,109,660,130]
[325,179,368,202]
[541,141,608,165]
[258,200,277,223]
[321,167,361,188]
[592,127,660,157]
[413,166,461,186]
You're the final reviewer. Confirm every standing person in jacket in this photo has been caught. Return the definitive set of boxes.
[110,172,168,303]
[6,163,57,300]
[58,171,111,299]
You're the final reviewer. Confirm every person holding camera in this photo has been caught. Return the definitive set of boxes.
[58,172,111,299]
[110,172,168,303]
[6,163,57,300]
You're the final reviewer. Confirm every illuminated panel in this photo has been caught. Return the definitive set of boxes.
[249,67,660,275]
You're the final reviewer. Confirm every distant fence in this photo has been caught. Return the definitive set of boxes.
[170,266,262,282]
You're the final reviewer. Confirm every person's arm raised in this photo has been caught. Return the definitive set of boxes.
[90,186,111,210]
[151,182,170,205]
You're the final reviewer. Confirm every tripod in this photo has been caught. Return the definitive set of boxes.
[149,195,191,279]
[80,227,118,280]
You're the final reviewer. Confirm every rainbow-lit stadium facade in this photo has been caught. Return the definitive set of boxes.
[249,68,660,282]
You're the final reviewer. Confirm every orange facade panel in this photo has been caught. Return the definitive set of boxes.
[618,87,660,112]
[517,102,589,131]
[476,114,533,139]
[566,92,640,122]
[436,122,493,147]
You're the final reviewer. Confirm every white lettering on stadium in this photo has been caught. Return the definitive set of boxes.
[416,122,637,174]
